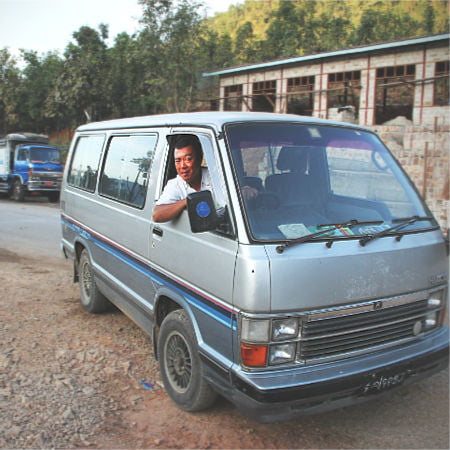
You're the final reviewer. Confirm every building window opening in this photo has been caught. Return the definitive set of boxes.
[224,84,243,111]
[434,61,449,106]
[287,76,315,116]
[327,71,361,116]
[252,80,276,112]
[375,64,416,124]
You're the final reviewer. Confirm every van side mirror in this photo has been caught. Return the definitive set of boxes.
[186,191,218,233]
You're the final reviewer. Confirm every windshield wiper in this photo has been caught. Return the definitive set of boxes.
[276,219,365,254]
[359,216,433,246]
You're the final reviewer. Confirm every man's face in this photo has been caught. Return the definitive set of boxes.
[174,145,201,184]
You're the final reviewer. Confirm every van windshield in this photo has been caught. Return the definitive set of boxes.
[225,122,436,242]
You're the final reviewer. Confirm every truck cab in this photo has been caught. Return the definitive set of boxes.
[0,133,63,202]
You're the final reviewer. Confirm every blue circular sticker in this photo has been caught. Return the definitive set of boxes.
[196,201,211,218]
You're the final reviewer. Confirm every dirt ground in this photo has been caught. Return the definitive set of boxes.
[0,242,449,449]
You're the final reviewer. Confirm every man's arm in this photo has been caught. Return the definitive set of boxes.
[152,199,187,223]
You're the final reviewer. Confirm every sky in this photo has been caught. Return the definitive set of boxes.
[0,0,242,58]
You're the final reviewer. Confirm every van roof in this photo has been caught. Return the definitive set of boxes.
[76,111,370,133]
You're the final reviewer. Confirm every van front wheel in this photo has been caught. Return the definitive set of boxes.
[158,310,217,412]
[79,250,110,313]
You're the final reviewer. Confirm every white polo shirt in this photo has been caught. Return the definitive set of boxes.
[155,168,212,206]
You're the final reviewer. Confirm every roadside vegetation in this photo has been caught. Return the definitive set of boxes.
[0,0,448,145]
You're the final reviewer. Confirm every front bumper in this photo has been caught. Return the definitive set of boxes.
[27,180,61,192]
[226,327,449,423]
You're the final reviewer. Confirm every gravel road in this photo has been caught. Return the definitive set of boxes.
[0,198,448,449]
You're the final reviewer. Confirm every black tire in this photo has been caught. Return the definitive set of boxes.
[78,249,111,313]
[47,192,60,203]
[158,309,217,412]
[10,179,25,202]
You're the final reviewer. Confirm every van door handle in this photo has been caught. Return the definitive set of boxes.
[153,226,163,237]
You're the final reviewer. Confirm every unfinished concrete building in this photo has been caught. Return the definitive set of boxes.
[204,34,449,128]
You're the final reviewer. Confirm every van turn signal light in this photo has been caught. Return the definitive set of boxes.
[241,343,268,367]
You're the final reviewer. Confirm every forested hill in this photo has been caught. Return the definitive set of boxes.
[207,0,449,62]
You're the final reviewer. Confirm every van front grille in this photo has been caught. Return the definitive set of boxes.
[296,292,442,364]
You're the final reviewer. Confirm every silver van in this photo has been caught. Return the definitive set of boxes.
[60,112,448,423]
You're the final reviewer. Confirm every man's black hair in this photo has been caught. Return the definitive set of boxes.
[173,134,203,161]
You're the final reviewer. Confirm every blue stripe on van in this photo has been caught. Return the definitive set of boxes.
[61,214,238,330]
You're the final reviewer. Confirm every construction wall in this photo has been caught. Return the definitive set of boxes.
[372,119,449,232]
[218,39,449,128]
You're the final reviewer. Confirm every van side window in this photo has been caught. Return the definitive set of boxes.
[99,134,157,208]
[67,135,105,192]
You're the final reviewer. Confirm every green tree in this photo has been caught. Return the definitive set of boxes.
[0,49,22,134]
[108,32,150,118]
[423,1,436,34]
[47,25,111,128]
[313,0,352,53]
[196,28,234,109]
[263,0,303,59]
[351,6,420,45]
[198,28,234,71]
[138,0,206,112]
[16,51,64,132]
[234,21,260,63]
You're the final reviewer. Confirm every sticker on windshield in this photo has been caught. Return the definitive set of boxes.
[359,224,391,235]
[279,223,354,239]
[278,223,310,239]
[308,225,354,237]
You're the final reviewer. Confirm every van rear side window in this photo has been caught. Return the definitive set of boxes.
[67,135,105,192]
[99,134,158,208]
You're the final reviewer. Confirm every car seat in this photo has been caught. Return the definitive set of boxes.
[265,146,317,206]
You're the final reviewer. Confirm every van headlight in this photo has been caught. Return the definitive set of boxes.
[269,343,296,365]
[424,312,438,329]
[272,318,299,340]
[426,289,446,328]
[240,315,302,368]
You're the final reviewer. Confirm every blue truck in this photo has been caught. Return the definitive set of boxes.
[0,133,63,202]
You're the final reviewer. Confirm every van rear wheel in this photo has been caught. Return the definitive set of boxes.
[79,250,111,313]
[158,309,217,412]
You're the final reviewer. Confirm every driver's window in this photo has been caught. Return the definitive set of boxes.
[17,148,28,161]
[163,133,228,210]
[161,133,232,234]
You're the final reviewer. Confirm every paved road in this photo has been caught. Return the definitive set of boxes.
[1,197,449,449]
[0,197,61,259]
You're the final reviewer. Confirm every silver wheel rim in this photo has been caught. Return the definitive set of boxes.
[80,260,93,303]
[164,330,192,394]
